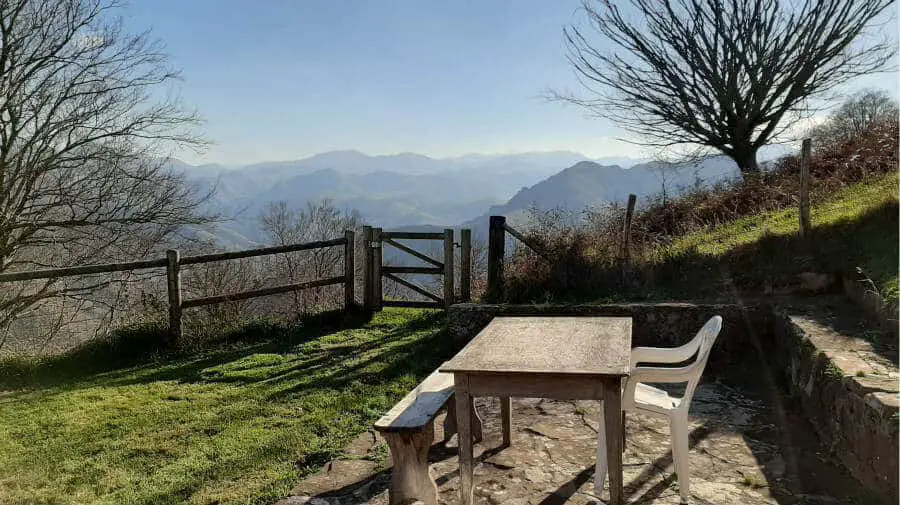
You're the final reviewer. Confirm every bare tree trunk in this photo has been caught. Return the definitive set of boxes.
[733,148,761,174]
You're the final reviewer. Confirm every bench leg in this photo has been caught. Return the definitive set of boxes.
[383,423,438,505]
[443,395,483,444]
[500,396,511,446]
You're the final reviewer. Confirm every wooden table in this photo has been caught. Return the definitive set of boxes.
[440,316,632,505]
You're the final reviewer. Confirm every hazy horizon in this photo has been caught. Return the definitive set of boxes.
[127,1,898,167]
[170,148,643,169]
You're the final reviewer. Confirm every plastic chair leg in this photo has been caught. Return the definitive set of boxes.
[671,414,691,503]
[594,399,607,495]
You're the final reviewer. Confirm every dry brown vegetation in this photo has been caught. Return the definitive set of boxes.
[503,118,899,303]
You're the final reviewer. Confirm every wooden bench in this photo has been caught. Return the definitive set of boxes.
[374,370,485,505]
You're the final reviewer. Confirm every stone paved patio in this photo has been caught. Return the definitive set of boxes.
[281,374,877,505]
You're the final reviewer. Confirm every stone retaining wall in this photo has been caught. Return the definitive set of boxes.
[447,301,899,501]
[771,311,898,502]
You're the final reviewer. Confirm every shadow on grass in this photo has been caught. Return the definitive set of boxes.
[646,200,897,297]
[0,307,456,505]
[0,309,377,391]
[109,309,453,394]
[645,200,899,364]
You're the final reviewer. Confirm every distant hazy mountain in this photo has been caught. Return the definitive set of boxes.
[171,150,645,248]
[462,145,794,239]
[172,146,791,249]
[495,157,736,216]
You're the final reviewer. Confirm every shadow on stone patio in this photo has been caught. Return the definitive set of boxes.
[280,368,881,505]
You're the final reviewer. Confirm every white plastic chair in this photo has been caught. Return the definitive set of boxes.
[595,316,723,503]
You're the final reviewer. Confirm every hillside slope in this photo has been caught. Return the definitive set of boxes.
[655,173,898,300]
[504,172,898,306]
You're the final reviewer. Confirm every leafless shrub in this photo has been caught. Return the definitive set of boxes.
[259,199,364,314]
[808,89,899,152]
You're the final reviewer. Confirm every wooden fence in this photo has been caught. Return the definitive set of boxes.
[0,231,356,342]
[362,227,471,311]
[485,215,551,302]
[485,196,638,302]
[799,138,812,238]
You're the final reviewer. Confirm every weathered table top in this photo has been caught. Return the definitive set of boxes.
[441,316,632,376]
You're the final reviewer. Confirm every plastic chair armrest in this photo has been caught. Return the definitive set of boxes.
[627,365,695,384]
[630,339,701,367]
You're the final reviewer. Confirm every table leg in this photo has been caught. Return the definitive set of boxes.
[500,396,511,446]
[603,378,624,505]
[455,374,474,505]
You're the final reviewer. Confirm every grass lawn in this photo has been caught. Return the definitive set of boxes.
[0,309,453,505]
[648,173,899,302]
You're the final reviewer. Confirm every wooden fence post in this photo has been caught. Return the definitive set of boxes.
[443,228,455,308]
[362,226,373,312]
[343,230,355,311]
[373,227,383,311]
[460,228,471,302]
[487,216,506,303]
[799,138,811,239]
[165,249,182,343]
[620,194,637,264]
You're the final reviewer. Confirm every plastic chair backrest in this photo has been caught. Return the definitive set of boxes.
[678,316,723,412]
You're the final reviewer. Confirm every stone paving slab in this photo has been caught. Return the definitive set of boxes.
[278,379,874,505]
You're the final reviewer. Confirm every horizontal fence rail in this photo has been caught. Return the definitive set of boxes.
[0,258,168,282]
[381,300,444,309]
[1,232,356,342]
[180,238,346,265]
[379,231,446,240]
[181,276,346,309]
[501,222,552,262]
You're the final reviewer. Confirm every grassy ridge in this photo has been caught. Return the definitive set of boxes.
[0,309,451,505]
[506,172,898,305]
[651,173,898,301]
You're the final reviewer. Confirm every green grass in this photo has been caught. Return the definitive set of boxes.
[666,175,897,256]
[648,173,899,302]
[0,308,452,505]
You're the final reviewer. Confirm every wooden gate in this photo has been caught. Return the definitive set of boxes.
[362,226,471,311]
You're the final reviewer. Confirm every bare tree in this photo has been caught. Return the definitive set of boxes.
[648,161,684,205]
[260,199,364,313]
[0,0,209,335]
[808,88,899,148]
[558,0,896,173]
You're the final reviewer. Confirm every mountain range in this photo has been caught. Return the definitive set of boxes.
[175,146,792,248]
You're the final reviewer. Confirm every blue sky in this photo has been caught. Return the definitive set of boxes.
[124,0,899,166]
